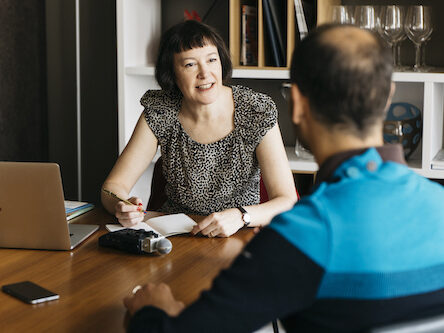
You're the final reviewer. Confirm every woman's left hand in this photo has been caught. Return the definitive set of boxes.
[191,208,244,238]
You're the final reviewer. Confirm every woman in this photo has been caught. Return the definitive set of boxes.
[102,20,296,237]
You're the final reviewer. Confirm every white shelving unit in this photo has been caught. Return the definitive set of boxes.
[117,1,444,204]
[117,0,161,204]
[280,70,444,179]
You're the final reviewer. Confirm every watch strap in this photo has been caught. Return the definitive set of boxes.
[237,206,248,214]
[237,207,250,227]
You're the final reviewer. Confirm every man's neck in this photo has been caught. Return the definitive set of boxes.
[309,125,384,166]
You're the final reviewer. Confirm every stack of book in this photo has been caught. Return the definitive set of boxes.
[238,0,317,68]
[65,201,94,221]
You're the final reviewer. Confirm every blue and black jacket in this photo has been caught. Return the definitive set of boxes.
[129,145,444,333]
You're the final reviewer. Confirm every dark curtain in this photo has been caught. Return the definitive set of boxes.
[0,0,48,161]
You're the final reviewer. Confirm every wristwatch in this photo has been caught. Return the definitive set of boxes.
[237,207,251,227]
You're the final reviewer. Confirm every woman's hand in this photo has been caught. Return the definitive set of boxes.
[115,197,145,227]
[191,208,244,238]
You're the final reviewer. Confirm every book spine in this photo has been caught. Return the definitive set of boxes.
[268,0,286,64]
[240,5,258,66]
[294,0,308,40]
[263,0,284,67]
[241,5,247,65]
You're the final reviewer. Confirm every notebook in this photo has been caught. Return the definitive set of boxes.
[0,162,98,250]
[106,213,197,237]
[65,200,95,221]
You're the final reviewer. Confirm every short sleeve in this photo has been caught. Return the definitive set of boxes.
[234,86,278,148]
[140,89,180,140]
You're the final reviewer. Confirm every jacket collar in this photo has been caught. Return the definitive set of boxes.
[314,144,406,187]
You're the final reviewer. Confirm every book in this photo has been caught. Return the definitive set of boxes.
[263,0,285,67]
[240,4,258,66]
[294,0,308,41]
[106,213,197,238]
[64,200,94,221]
[294,0,317,42]
[268,0,287,65]
[302,0,316,29]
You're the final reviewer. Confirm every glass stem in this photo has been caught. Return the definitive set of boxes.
[396,42,402,67]
[391,43,396,67]
[414,43,421,71]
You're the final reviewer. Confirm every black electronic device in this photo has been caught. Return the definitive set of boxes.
[2,281,59,304]
[99,228,172,255]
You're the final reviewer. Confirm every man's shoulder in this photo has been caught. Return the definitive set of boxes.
[269,196,331,268]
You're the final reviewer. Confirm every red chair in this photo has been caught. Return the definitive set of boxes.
[146,157,167,211]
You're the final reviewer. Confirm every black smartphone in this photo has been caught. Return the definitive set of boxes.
[2,281,59,304]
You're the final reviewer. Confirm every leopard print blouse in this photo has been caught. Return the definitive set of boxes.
[141,85,277,215]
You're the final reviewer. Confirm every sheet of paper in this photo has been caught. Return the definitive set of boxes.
[105,213,197,237]
[146,213,196,237]
[105,222,160,234]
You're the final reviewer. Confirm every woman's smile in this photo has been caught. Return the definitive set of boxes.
[174,44,222,106]
[196,82,215,91]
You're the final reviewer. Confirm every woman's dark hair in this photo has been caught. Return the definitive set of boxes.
[155,20,232,92]
[290,24,393,137]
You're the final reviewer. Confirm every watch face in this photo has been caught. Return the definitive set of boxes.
[243,213,251,224]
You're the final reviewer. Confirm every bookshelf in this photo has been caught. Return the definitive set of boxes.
[116,0,444,205]
[228,1,444,179]
[229,0,295,69]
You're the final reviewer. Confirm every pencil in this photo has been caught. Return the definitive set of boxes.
[102,188,147,214]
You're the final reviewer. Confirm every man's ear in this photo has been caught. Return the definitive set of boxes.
[291,84,307,124]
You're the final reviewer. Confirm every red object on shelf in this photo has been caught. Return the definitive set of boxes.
[184,9,201,22]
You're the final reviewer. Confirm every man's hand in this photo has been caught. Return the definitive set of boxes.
[191,208,244,238]
[123,283,185,317]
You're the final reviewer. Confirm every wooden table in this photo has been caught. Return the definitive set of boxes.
[0,208,255,332]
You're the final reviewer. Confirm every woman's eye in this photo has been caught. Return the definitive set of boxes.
[209,58,218,63]
[185,62,195,68]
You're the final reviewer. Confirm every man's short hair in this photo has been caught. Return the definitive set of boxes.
[155,20,232,92]
[290,24,393,137]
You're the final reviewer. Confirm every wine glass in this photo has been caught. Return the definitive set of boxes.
[329,5,354,24]
[379,6,405,71]
[405,6,433,72]
[355,6,378,32]
[396,33,409,71]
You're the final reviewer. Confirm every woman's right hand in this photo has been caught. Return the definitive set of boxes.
[114,197,145,227]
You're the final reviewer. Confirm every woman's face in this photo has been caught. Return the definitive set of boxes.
[173,44,223,106]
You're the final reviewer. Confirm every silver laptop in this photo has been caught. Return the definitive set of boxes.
[0,162,98,250]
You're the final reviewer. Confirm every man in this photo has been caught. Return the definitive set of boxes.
[124,24,444,332]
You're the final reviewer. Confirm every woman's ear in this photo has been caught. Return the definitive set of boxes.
[290,84,307,125]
